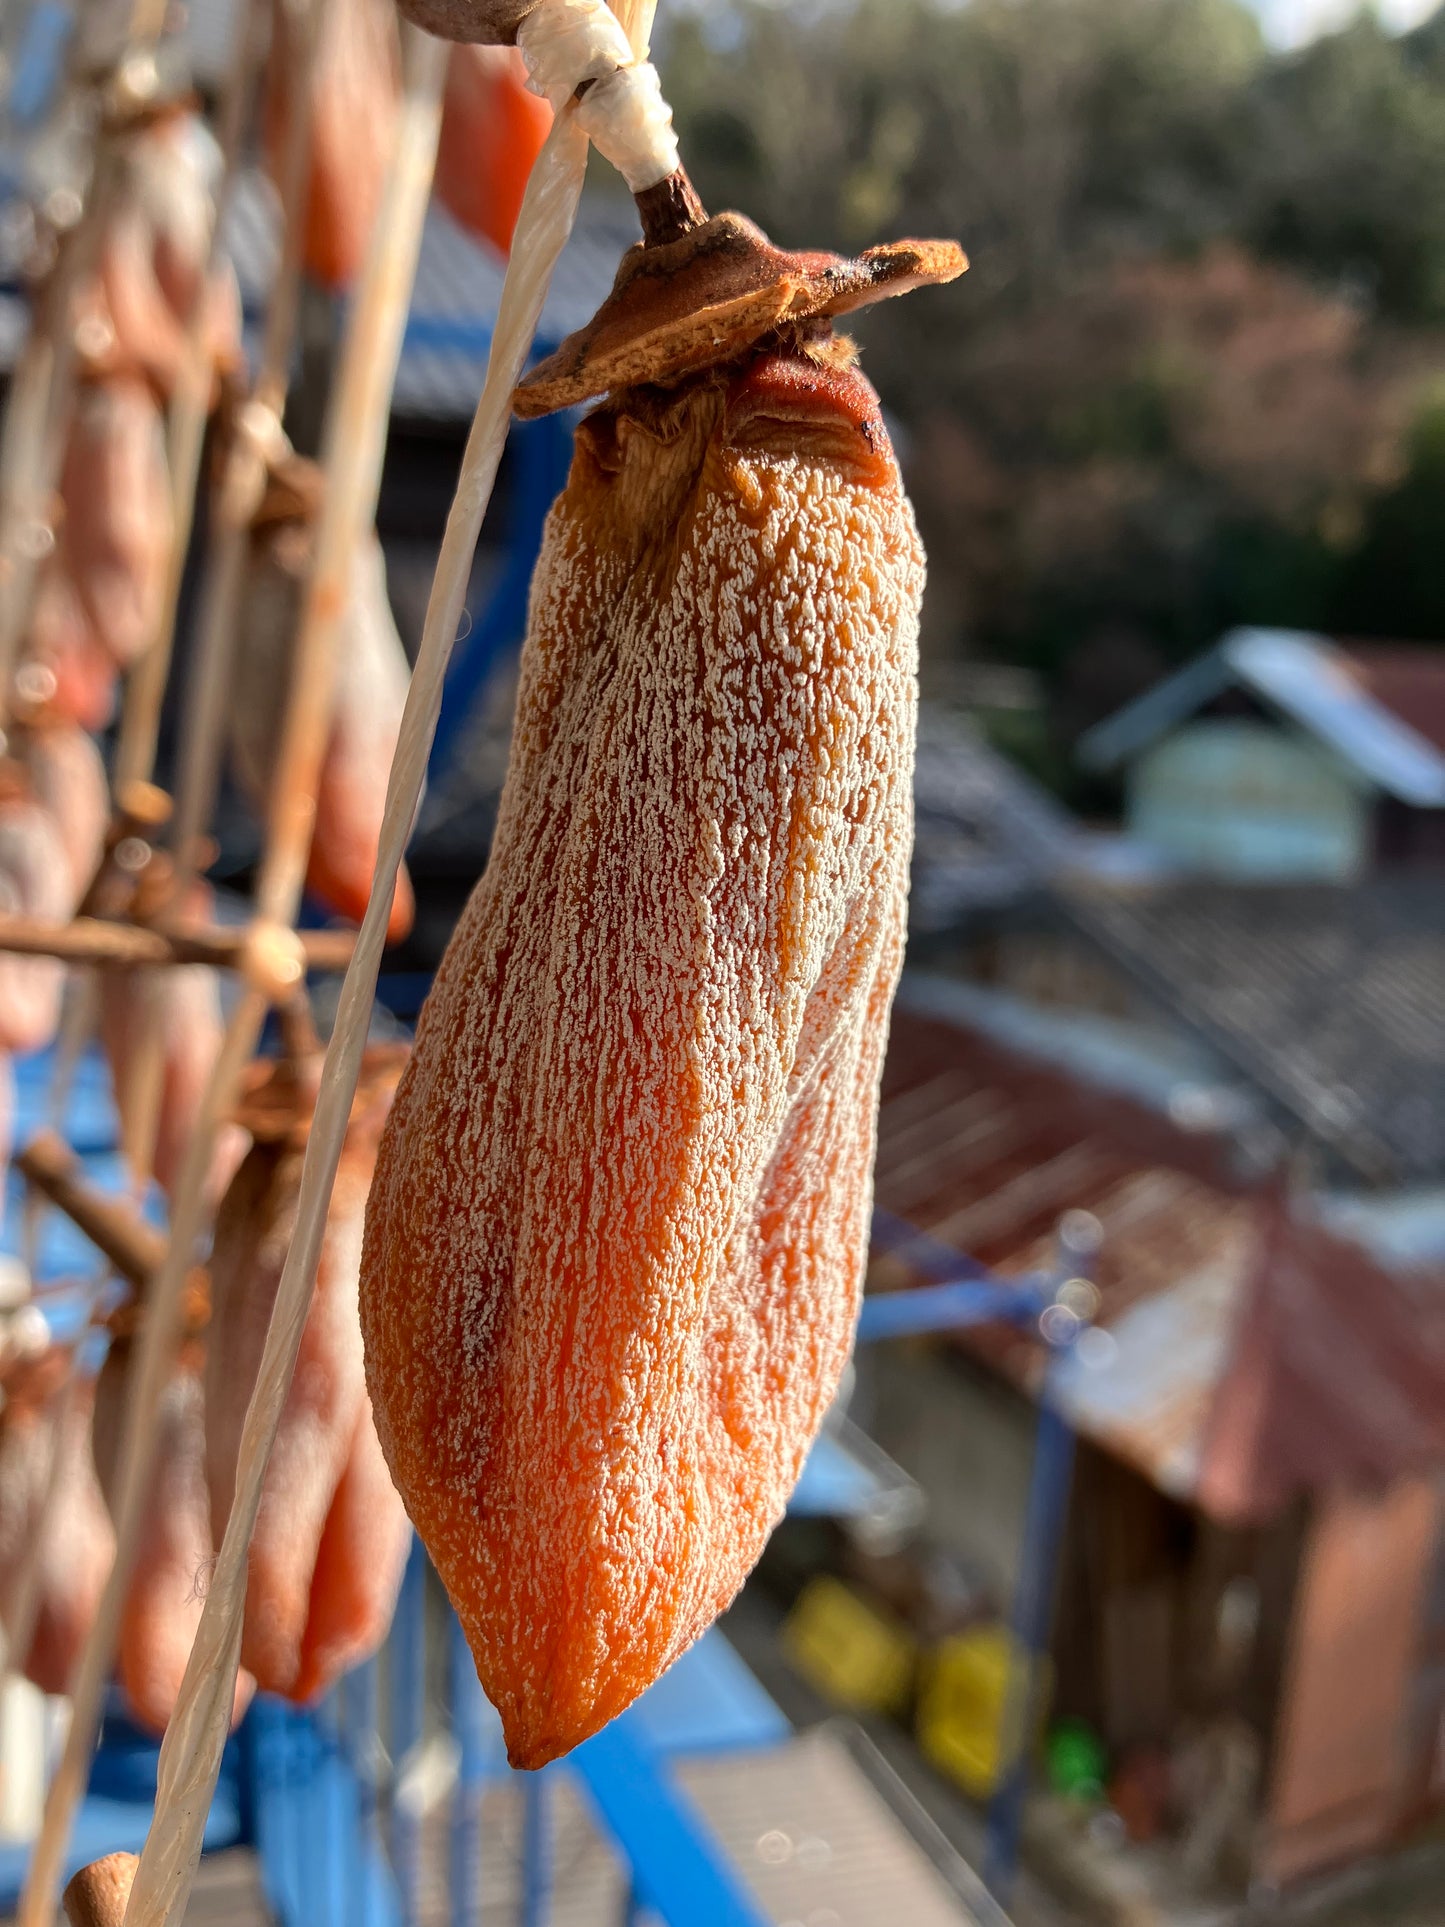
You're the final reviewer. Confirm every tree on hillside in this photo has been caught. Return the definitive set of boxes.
[658,0,1445,777]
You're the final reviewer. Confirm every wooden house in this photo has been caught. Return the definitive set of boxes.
[1076,630,1445,881]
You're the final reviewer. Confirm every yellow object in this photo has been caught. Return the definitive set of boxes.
[783,1576,916,1715]
[917,1624,1050,1799]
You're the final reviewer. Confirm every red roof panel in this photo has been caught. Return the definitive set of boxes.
[873,1006,1445,1520]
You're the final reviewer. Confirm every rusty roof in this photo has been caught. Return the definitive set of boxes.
[871,996,1445,1521]
[1343,644,1445,759]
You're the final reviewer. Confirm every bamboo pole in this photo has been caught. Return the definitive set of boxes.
[14,1139,213,1347]
[255,26,448,927]
[120,2,661,1913]
[137,0,342,1197]
[22,972,100,1266]
[0,17,229,1768]
[0,307,62,706]
[0,0,258,1817]
[105,0,279,1190]
[11,994,264,1927]
[14,22,448,1925]
[15,0,313,1190]
[111,0,334,1196]
[0,910,354,971]
[17,1131,170,1286]
[0,196,104,722]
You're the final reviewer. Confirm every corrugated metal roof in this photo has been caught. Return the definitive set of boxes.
[1315,1187,1445,1269]
[1229,629,1445,805]
[1078,628,1445,807]
[1197,1193,1445,1521]
[897,975,1257,1128]
[222,167,636,423]
[1,162,634,417]
[871,998,1445,1521]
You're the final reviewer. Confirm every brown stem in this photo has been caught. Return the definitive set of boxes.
[17,1133,166,1287]
[634,167,708,248]
[0,912,357,973]
[63,1853,138,1927]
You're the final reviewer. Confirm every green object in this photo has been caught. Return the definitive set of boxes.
[1047,1719,1108,1801]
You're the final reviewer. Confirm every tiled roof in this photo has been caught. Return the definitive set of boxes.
[909,710,1159,932]
[1071,875,1445,1186]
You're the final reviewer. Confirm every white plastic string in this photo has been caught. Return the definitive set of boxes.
[121,5,659,1921]
[517,0,677,190]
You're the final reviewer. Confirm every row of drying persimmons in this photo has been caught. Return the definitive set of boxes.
[0,5,553,1730]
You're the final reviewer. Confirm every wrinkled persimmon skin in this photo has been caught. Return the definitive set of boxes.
[361,350,923,1768]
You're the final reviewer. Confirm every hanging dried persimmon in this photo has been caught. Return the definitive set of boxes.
[91,1345,255,1735]
[0,771,75,1055]
[361,171,964,1765]
[98,950,247,1207]
[0,726,107,1058]
[206,1048,411,1701]
[229,474,416,942]
[28,566,117,731]
[79,108,241,399]
[0,1355,114,1696]
[264,0,401,291]
[57,376,173,675]
[15,722,108,898]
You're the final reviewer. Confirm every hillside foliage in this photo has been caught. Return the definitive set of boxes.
[659,0,1445,769]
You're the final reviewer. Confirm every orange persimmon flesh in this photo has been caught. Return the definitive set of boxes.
[361,347,923,1767]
